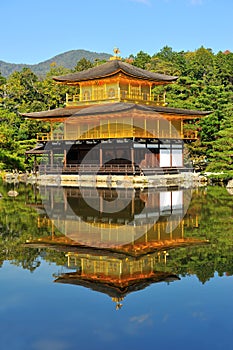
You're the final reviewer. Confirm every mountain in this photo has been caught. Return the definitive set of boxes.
[0,49,111,77]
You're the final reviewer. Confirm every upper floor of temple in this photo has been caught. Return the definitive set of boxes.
[53,58,178,107]
[21,55,211,144]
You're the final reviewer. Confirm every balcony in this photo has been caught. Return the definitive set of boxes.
[36,129,198,142]
[36,132,64,142]
[65,90,166,107]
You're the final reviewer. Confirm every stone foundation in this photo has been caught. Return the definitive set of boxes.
[2,171,208,188]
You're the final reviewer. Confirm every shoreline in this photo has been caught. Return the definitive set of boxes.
[1,170,232,189]
[1,171,209,189]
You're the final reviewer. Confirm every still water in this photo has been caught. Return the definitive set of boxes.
[0,180,233,350]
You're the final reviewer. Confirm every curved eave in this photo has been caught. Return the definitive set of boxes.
[19,107,84,121]
[70,103,212,119]
[20,103,212,121]
[53,60,178,85]
[152,106,212,119]
[54,271,180,298]
[53,69,178,85]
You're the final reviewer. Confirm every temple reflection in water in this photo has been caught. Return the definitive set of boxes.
[27,186,205,309]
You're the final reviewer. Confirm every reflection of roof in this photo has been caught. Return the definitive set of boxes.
[25,236,209,257]
[21,102,212,120]
[53,60,178,84]
[54,271,180,299]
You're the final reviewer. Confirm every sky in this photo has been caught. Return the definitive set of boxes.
[0,0,233,64]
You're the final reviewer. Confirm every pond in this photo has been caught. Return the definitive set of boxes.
[0,180,233,350]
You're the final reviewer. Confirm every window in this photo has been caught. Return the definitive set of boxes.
[83,90,90,101]
[108,88,115,98]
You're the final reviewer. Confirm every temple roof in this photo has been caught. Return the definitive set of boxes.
[21,103,212,120]
[71,102,212,117]
[54,271,180,299]
[25,144,47,155]
[53,59,178,84]
[21,107,81,119]
[26,236,208,257]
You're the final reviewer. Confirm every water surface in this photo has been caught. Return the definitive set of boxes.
[0,181,232,350]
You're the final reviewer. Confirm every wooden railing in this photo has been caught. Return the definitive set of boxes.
[39,164,193,175]
[39,163,139,175]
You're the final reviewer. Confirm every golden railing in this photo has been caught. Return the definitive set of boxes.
[66,91,166,107]
[36,133,64,142]
[36,130,198,142]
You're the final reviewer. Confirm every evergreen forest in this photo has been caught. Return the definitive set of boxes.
[0,46,232,177]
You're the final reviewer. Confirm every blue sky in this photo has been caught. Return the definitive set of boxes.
[1,0,232,64]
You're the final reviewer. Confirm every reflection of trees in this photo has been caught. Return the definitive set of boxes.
[1,180,233,284]
[165,186,233,283]
[0,181,65,271]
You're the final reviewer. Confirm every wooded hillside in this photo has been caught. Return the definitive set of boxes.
[0,50,111,77]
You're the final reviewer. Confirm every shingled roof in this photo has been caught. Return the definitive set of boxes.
[53,59,178,84]
[71,103,212,117]
[20,103,212,120]
[54,271,180,299]
[20,107,82,119]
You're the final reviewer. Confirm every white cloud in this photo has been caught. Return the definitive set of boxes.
[130,313,150,324]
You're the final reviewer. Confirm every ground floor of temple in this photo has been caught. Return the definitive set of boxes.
[28,137,192,176]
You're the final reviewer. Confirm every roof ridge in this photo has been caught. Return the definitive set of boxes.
[53,59,178,83]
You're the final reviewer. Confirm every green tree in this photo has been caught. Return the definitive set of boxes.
[205,112,233,172]
[74,58,93,72]
[132,50,151,69]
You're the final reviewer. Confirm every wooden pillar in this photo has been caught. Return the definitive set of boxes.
[158,222,161,240]
[182,142,184,167]
[100,195,103,214]
[164,251,167,265]
[63,149,67,168]
[50,122,53,140]
[104,83,107,98]
[108,119,110,138]
[144,118,147,137]
[33,155,37,174]
[99,146,103,167]
[170,143,172,167]
[50,150,53,167]
[77,123,81,139]
[51,220,55,240]
[131,192,135,216]
[163,91,166,105]
[63,189,67,212]
[131,147,135,175]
